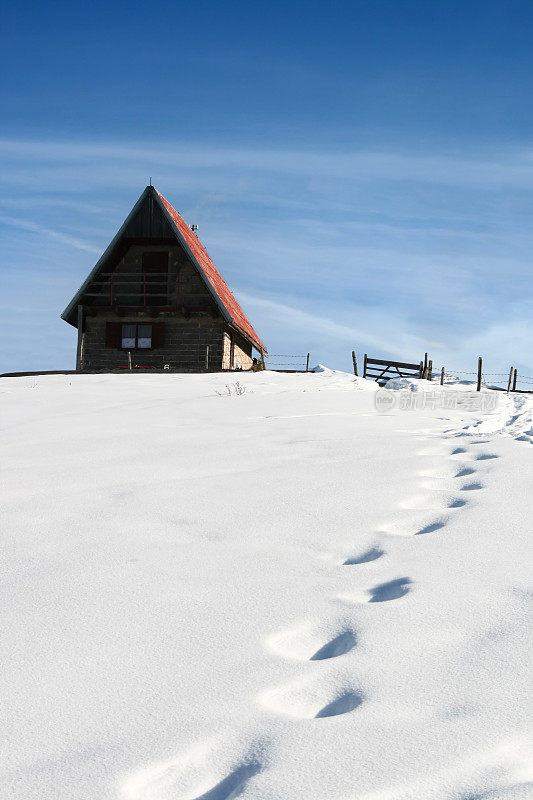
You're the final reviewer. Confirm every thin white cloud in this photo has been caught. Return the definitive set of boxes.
[237,291,533,376]
[2,138,533,189]
[0,214,101,254]
[1,136,532,375]
[236,291,442,357]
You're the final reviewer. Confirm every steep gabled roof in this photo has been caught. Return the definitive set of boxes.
[156,191,266,354]
[61,186,267,354]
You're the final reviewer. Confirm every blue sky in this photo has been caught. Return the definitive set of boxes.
[1,0,532,381]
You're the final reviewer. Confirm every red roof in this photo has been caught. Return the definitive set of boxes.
[157,191,267,354]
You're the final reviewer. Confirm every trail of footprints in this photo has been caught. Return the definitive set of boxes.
[258,438,498,740]
[260,437,498,727]
[125,436,498,798]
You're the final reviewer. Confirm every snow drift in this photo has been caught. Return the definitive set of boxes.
[0,370,531,800]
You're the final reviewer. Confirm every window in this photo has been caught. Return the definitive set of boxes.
[137,325,152,348]
[121,324,152,349]
[106,321,164,350]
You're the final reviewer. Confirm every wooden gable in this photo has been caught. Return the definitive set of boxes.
[62,186,267,355]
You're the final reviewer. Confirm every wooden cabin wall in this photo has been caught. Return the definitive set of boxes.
[81,310,226,371]
[108,244,215,309]
[79,241,231,371]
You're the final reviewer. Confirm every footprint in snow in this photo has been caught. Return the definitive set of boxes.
[310,631,357,661]
[448,498,467,508]
[121,739,266,800]
[192,761,262,800]
[398,493,468,511]
[475,452,499,461]
[367,577,412,602]
[341,577,412,604]
[416,520,447,534]
[418,464,474,479]
[379,513,448,537]
[314,691,363,718]
[343,545,384,565]
[260,677,364,719]
[266,622,357,661]
[456,776,533,800]
[455,467,477,477]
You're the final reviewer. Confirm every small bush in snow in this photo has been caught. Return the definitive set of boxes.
[215,382,246,397]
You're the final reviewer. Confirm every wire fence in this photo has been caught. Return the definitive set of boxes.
[443,369,533,392]
[356,351,533,394]
[266,354,310,371]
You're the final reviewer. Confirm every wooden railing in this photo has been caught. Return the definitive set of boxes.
[81,273,170,306]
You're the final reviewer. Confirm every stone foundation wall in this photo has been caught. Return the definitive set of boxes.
[221,327,253,370]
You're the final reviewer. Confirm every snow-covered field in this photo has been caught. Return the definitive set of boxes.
[1,368,531,800]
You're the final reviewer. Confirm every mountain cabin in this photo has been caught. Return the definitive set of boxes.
[61,185,267,372]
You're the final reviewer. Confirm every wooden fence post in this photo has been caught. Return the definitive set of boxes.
[507,366,514,393]
[427,360,433,382]
[477,357,482,392]
[440,366,445,386]
[352,351,358,376]
[306,353,310,372]
[512,369,518,392]
[363,354,368,379]
[418,361,423,378]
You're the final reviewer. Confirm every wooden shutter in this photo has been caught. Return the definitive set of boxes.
[151,322,165,348]
[105,322,121,348]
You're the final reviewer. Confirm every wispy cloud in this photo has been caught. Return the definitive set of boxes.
[237,292,441,356]
[0,136,532,374]
[0,214,101,254]
[2,138,533,189]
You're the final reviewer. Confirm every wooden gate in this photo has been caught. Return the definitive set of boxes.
[363,355,423,385]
